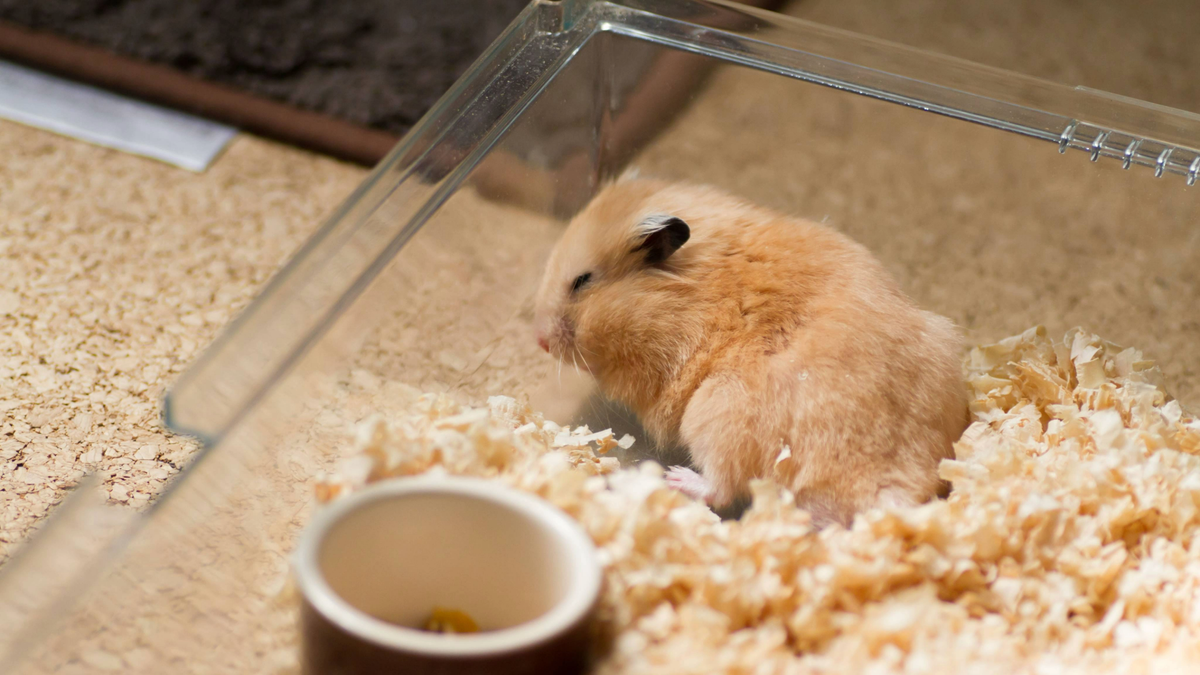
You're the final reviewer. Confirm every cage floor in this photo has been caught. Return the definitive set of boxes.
[0,121,366,560]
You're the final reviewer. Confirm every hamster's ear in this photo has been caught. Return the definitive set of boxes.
[634,214,690,265]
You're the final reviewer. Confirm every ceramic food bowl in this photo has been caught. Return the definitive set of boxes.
[292,476,602,674]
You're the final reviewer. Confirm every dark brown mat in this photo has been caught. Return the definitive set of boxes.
[0,1,782,167]
[0,0,530,137]
[0,20,398,165]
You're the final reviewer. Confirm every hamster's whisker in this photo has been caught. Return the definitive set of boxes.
[574,343,599,370]
[574,346,593,373]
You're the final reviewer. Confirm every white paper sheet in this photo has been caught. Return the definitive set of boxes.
[0,59,236,172]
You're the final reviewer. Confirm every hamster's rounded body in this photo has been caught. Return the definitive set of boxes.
[534,178,967,526]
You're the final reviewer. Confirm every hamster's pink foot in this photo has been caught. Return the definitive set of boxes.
[665,466,713,503]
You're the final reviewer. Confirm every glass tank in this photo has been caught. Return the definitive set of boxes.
[2,0,1198,671]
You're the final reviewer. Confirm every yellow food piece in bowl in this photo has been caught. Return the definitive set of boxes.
[422,607,480,634]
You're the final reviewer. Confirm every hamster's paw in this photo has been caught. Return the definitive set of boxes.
[665,466,714,503]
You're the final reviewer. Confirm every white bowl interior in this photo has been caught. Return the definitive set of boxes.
[317,490,577,632]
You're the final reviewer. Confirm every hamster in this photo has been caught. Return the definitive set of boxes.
[533,177,968,527]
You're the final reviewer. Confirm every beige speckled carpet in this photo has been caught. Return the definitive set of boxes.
[0,125,366,559]
[786,0,1200,114]
[2,0,1199,573]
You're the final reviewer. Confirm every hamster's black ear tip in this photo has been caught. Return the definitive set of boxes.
[636,215,689,264]
[662,217,690,248]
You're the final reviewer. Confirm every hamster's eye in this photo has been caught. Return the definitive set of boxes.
[570,272,592,294]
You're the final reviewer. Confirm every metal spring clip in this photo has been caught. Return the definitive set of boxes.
[1058,118,1200,186]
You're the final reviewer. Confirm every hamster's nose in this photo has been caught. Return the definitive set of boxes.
[536,331,550,353]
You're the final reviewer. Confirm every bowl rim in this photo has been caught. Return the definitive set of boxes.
[292,474,602,657]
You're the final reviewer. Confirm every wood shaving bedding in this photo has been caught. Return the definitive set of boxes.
[317,327,1200,674]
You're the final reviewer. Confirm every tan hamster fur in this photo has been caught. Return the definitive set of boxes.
[533,178,968,527]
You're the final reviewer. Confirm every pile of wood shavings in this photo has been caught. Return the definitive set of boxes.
[315,327,1200,674]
